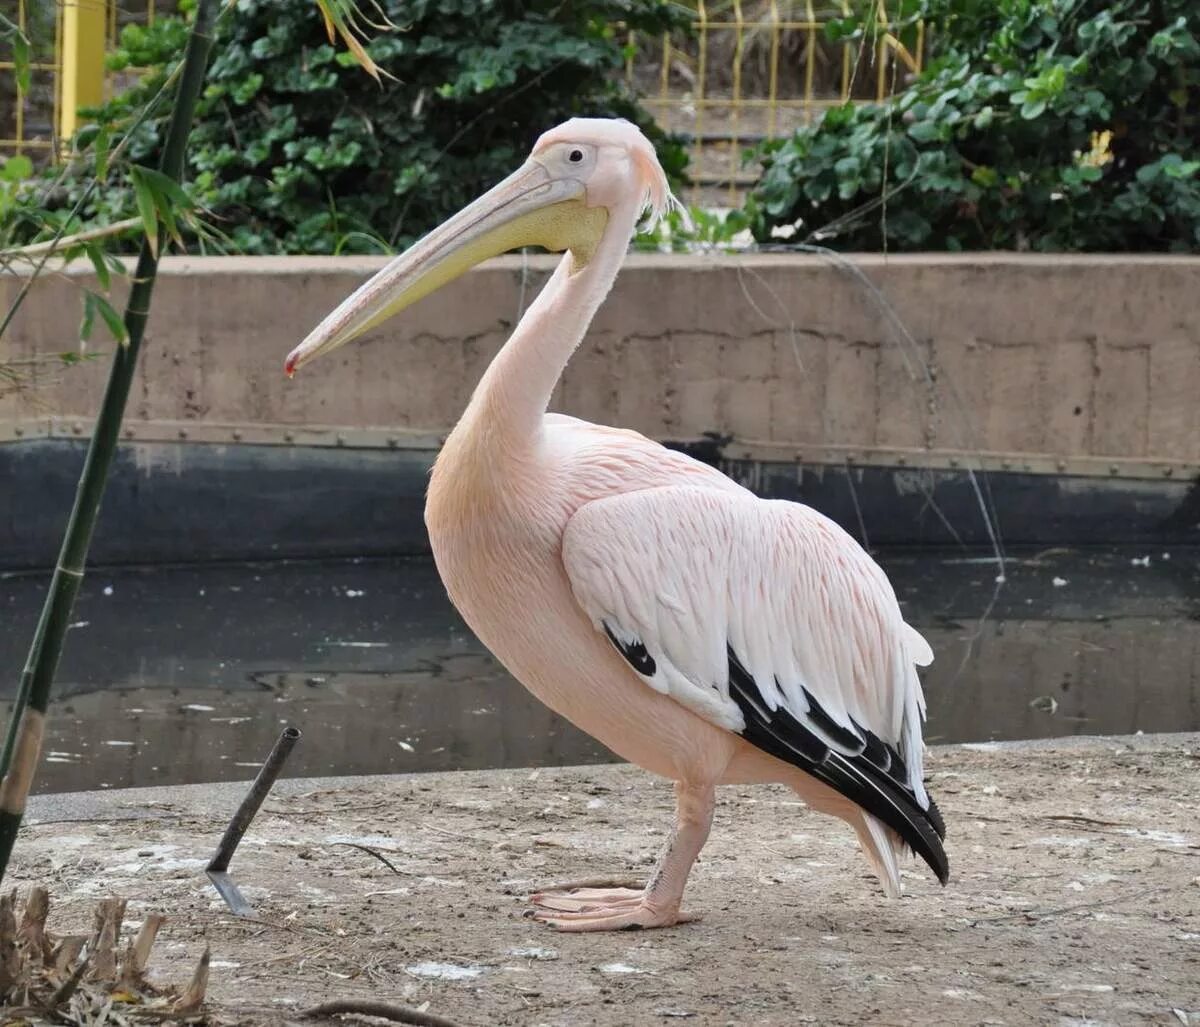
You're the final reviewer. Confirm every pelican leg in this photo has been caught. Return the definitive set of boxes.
[530,781,714,931]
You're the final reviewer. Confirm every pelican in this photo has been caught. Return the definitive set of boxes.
[286,118,947,931]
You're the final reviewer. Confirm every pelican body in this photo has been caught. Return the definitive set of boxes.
[287,119,947,931]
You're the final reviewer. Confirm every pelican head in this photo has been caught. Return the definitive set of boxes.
[285,117,677,375]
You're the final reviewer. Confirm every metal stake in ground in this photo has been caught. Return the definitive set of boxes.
[207,726,301,916]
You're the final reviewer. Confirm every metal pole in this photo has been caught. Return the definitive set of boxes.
[59,0,108,143]
[206,727,301,916]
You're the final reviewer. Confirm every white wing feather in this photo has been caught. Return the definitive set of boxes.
[561,484,934,804]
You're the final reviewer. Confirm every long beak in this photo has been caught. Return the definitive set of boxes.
[285,161,601,374]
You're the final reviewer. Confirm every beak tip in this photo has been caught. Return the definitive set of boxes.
[284,352,299,378]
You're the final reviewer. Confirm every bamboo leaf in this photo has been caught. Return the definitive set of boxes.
[129,167,160,258]
[139,167,192,250]
[135,166,192,209]
[79,291,97,343]
[84,242,111,290]
[93,293,128,346]
[319,5,337,44]
[94,126,111,182]
[313,0,395,82]
[156,196,183,250]
[12,33,30,96]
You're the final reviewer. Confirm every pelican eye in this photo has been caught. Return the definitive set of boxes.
[568,149,584,163]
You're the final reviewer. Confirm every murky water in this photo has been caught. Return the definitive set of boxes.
[2,548,1197,794]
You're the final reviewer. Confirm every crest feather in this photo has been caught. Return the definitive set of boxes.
[629,132,684,231]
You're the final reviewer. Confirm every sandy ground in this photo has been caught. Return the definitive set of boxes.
[9,733,1200,1026]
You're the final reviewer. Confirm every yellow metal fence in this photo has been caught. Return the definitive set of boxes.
[1,0,918,204]
[1,0,163,162]
[626,1,922,202]
[0,0,61,160]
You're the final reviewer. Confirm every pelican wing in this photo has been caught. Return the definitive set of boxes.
[561,484,946,881]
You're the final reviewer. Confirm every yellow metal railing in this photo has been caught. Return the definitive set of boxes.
[0,0,62,159]
[625,0,923,203]
[59,0,107,143]
[2,1,917,204]
[1,0,162,163]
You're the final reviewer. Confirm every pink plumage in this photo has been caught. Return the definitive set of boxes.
[290,118,946,931]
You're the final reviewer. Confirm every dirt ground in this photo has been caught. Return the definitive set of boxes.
[8,733,1200,1026]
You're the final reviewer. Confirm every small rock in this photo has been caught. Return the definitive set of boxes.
[598,963,648,975]
[507,946,558,961]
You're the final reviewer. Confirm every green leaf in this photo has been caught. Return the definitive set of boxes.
[1164,160,1200,180]
[130,166,160,258]
[79,291,97,344]
[1137,162,1163,184]
[83,242,111,290]
[93,293,128,346]
[907,120,943,143]
[12,32,30,96]
[134,165,192,208]
[833,156,861,178]
[133,165,191,249]
[971,165,999,188]
[93,126,111,182]
[156,194,183,249]
[1,155,33,182]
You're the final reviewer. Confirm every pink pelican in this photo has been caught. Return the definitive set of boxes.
[286,118,947,931]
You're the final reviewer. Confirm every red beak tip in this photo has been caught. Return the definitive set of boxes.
[284,355,297,378]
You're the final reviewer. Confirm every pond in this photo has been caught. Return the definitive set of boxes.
[2,548,1197,794]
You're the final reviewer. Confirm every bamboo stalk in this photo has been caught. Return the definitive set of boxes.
[0,217,141,260]
[0,0,220,883]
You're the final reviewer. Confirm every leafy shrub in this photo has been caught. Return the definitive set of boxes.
[749,0,1200,251]
[31,0,687,255]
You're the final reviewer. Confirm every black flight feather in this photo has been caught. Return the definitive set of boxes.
[603,622,657,677]
[728,648,949,884]
[600,625,948,881]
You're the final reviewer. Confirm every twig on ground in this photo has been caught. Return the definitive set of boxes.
[44,957,88,1008]
[1042,814,1129,827]
[301,998,466,1027]
[264,801,391,818]
[334,841,411,876]
[209,914,324,938]
[968,886,1159,925]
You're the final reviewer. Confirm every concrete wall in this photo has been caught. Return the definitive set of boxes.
[3,253,1199,477]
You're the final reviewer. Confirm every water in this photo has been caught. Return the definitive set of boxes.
[2,549,1197,794]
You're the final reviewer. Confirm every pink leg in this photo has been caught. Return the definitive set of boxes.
[530,781,715,932]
